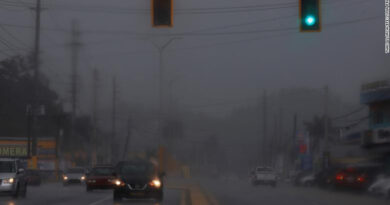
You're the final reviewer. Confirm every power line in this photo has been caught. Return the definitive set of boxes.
[331,106,366,120]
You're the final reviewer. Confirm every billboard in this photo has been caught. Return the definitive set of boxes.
[0,137,56,158]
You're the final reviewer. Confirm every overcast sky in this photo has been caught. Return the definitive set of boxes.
[0,0,388,116]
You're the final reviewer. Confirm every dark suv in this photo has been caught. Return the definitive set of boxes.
[112,160,164,202]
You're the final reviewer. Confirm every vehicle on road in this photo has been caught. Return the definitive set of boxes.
[368,175,390,197]
[330,164,381,190]
[25,169,41,186]
[0,158,27,198]
[112,160,164,202]
[62,167,86,186]
[85,165,115,191]
[293,171,315,186]
[251,166,277,187]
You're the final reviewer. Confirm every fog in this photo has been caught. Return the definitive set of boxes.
[0,1,389,204]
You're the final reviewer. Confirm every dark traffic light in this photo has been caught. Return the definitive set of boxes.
[152,0,173,27]
[300,0,321,32]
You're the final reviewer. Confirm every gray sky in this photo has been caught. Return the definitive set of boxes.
[0,0,388,116]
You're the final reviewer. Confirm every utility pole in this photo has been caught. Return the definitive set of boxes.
[323,86,330,168]
[271,115,277,167]
[111,76,117,163]
[92,68,99,165]
[256,94,262,165]
[69,20,82,148]
[291,113,297,170]
[151,38,181,147]
[122,115,132,160]
[29,0,42,168]
[262,90,267,165]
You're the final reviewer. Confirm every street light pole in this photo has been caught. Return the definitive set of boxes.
[152,38,181,146]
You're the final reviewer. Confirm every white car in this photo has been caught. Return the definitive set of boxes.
[251,166,277,187]
[62,167,86,186]
[0,158,27,198]
[368,175,390,197]
[299,173,316,186]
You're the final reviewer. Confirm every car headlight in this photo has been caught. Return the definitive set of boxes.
[3,178,14,184]
[114,179,125,186]
[81,176,86,181]
[63,176,68,180]
[149,179,161,188]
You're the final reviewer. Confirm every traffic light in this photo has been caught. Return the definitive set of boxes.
[152,0,173,27]
[300,0,321,32]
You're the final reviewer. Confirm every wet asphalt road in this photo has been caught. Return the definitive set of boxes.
[0,183,180,205]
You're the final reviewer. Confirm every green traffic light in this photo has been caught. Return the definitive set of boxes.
[305,15,316,26]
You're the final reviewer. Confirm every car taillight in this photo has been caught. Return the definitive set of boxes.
[356,176,365,182]
[336,174,344,181]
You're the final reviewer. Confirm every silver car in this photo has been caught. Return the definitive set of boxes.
[62,167,86,186]
[0,158,27,198]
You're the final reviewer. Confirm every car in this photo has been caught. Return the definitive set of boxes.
[85,165,115,191]
[292,170,315,186]
[62,167,86,186]
[112,160,164,202]
[330,164,381,190]
[25,169,41,186]
[251,166,277,187]
[299,172,316,186]
[0,158,27,198]
[368,175,390,197]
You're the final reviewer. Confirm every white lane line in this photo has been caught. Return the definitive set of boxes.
[88,195,111,205]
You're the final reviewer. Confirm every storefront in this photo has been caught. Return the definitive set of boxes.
[0,137,57,171]
[361,79,390,174]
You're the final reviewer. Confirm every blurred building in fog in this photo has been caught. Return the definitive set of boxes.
[360,79,390,173]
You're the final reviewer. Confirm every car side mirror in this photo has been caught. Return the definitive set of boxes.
[17,168,24,174]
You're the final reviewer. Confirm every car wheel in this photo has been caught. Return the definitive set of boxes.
[113,190,122,202]
[12,184,19,199]
[21,184,27,198]
[155,192,164,202]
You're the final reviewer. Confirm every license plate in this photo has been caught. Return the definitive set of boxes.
[346,177,354,182]
[130,192,145,196]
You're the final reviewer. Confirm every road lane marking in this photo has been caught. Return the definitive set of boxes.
[88,195,111,205]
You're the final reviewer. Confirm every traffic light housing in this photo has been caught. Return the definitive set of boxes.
[152,0,173,27]
[300,0,321,32]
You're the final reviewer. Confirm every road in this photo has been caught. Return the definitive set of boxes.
[198,176,389,205]
[0,177,387,205]
[0,183,180,205]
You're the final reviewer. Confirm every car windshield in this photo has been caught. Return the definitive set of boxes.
[66,168,84,174]
[0,161,15,173]
[91,167,113,176]
[119,163,153,176]
[257,167,273,172]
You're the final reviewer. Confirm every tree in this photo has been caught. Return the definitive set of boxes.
[0,54,61,137]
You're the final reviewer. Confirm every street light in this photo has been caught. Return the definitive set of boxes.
[149,38,182,146]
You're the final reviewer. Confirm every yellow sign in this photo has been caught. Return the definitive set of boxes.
[0,146,27,157]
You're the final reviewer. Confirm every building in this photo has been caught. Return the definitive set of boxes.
[361,79,390,173]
